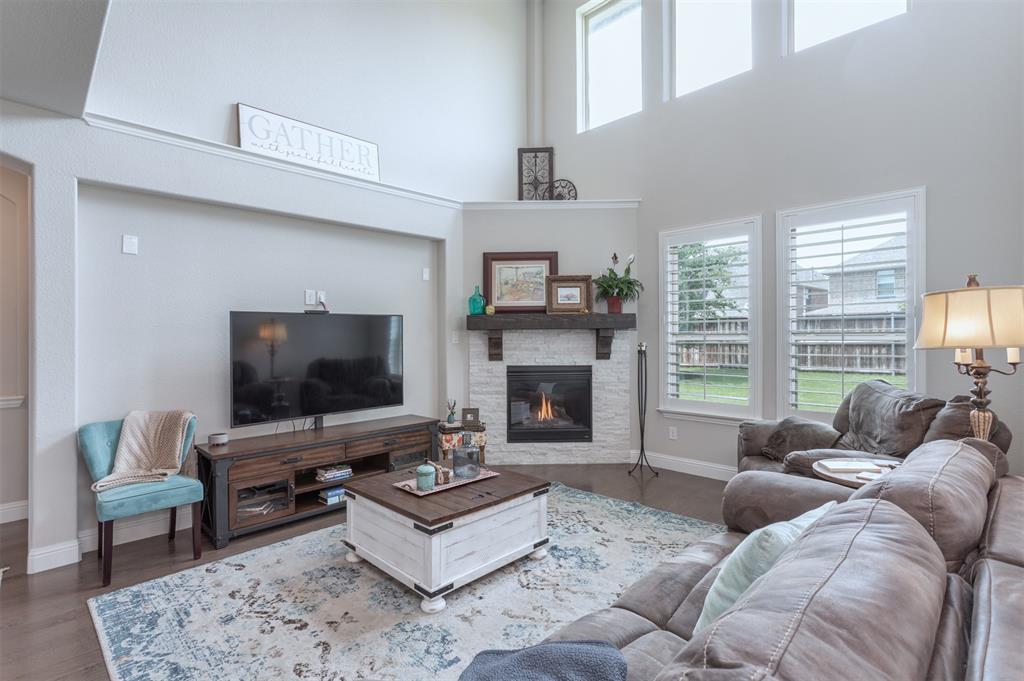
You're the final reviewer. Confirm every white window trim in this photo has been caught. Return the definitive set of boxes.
[775,187,926,422]
[576,0,643,133]
[658,215,763,421]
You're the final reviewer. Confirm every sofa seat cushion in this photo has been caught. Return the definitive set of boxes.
[850,439,995,572]
[737,455,784,474]
[621,631,687,681]
[979,475,1024,569]
[655,499,948,681]
[966,559,1024,681]
[96,475,203,522]
[835,380,945,457]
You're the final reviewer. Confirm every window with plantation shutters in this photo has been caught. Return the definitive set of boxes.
[660,217,761,417]
[778,190,924,415]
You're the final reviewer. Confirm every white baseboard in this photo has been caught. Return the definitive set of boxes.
[26,539,81,574]
[0,500,28,524]
[635,450,737,482]
[78,506,192,554]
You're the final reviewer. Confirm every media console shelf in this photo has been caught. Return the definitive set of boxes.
[196,414,439,548]
[465,313,637,361]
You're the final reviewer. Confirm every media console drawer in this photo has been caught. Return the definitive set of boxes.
[346,431,431,459]
[228,444,346,481]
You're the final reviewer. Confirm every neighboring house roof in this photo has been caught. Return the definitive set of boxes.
[820,235,906,275]
[805,303,906,317]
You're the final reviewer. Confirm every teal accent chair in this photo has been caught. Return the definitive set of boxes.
[78,416,203,586]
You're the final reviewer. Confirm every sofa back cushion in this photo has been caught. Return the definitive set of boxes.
[923,395,1012,454]
[655,500,947,681]
[834,380,945,457]
[850,439,996,571]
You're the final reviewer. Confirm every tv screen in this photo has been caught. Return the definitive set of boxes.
[229,311,403,427]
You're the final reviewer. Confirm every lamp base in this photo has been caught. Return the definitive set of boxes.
[969,408,993,440]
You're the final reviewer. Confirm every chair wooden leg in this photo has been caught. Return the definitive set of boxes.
[97,520,104,559]
[191,502,202,560]
[168,506,177,541]
[101,520,114,587]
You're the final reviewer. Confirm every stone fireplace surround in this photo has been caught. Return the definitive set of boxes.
[468,328,634,464]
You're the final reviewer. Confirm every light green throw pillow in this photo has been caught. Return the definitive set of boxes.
[693,501,837,633]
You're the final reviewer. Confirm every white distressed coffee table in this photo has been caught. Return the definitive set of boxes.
[342,468,550,613]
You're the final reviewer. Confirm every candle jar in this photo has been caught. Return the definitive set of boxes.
[416,463,436,492]
[453,444,481,479]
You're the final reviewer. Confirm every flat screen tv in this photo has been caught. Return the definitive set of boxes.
[229,311,403,427]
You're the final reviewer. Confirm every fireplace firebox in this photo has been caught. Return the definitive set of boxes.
[506,365,592,443]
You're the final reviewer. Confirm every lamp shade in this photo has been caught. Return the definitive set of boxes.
[915,285,1024,349]
[258,320,288,344]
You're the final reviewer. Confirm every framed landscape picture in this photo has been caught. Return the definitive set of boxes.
[483,251,559,313]
[546,275,593,314]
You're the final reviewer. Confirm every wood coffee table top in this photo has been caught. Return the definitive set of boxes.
[344,468,549,527]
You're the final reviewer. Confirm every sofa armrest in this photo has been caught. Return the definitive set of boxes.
[782,449,901,477]
[722,471,853,533]
[736,419,780,467]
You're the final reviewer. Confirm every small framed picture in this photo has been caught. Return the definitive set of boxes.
[461,408,480,423]
[483,251,559,314]
[546,275,593,314]
[518,147,554,200]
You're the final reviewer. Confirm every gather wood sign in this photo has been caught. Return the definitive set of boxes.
[237,103,380,183]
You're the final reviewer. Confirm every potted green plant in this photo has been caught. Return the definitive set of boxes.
[594,253,643,314]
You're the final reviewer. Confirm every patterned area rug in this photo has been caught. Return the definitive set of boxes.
[90,483,722,681]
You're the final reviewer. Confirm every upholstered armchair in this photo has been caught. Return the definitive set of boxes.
[78,416,203,586]
[737,380,1012,477]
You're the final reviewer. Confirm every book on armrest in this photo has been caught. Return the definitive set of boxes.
[819,460,882,473]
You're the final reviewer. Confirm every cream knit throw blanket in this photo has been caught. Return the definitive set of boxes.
[91,410,194,492]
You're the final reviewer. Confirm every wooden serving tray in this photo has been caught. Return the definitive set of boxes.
[394,468,500,496]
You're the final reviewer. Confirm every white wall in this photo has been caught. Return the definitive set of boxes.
[86,0,527,200]
[74,185,438,543]
[542,0,1024,472]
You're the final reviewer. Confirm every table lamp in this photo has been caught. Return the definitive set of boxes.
[915,275,1024,439]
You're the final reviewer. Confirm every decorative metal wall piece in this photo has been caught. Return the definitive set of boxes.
[551,179,577,201]
[518,147,554,200]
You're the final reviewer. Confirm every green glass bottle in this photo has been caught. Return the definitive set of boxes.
[468,285,486,315]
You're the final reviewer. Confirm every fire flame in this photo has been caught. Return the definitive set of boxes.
[537,392,554,421]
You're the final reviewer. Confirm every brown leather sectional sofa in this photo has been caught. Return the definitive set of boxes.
[547,438,1022,680]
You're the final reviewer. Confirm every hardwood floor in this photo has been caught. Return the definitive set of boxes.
[0,464,725,681]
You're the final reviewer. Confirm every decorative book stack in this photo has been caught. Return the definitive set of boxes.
[438,421,487,464]
[316,464,353,483]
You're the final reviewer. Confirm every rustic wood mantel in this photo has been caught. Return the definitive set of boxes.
[465,313,637,361]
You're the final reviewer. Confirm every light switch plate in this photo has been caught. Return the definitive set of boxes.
[422,267,431,281]
[304,289,316,305]
[121,234,139,255]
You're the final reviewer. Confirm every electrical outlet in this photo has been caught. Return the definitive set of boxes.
[451,332,460,345]
[304,289,316,305]
[121,234,139,255]
[316,290,327,304]
[668,426,678,440]
[422,267,431,281]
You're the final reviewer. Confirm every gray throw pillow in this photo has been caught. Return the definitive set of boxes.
[761,417,841,461]
[923,395,1012,454]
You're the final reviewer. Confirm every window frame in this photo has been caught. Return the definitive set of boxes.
[576,0,644,133]
[775,187,926,422]
[658,215,763,421]
[784,0,910,55]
